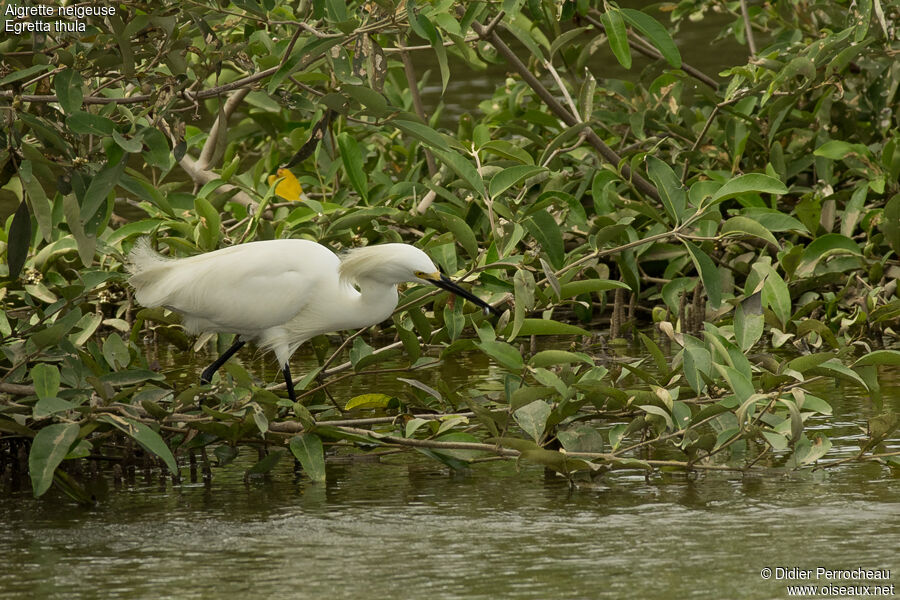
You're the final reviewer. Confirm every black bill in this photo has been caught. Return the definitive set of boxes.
[432,273,501,316]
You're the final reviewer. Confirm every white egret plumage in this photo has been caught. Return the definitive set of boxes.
[126,238,497,401]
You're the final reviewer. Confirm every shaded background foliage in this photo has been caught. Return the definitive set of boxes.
[0,0,898,501]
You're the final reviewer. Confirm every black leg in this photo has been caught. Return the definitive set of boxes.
[200,339,246,384]
[282,363,297,403]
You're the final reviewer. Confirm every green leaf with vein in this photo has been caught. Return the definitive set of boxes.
[29,423,80,497]
[620,8,681,68]
[97,415,177,473]
[289,433,327,482]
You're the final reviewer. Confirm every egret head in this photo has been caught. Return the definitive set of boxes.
[339,243,499,315]
[340,244,437,285]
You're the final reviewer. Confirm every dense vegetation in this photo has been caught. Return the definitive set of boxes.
[1,0,898,501]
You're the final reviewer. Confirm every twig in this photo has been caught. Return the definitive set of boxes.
[398,39,437,177]
[0,382,36,395]
[740,0,758,57]
[196,88,251,170]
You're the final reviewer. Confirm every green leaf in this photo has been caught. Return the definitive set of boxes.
[639,332,670,379]
[722,216,780,248]
[19,162,52,242]
[112,130,143,153]
[443,302,465,341]
[63,194,96,267]
[620,8,681,68]
[102,333,130,370]
[430,431,483,463]
[431,147,486,197]
[34,397,76,419]
[344,393,393,410]
[438,212,477,258]
[337,132,368,202]
[251,403,268,434]
[661,277,695,315]
[100,369,166,387]
[741,208,808,233]
[717,365,754,403]
[30,363,60,401]
[393,119,450,151]
[480,140,534,165]
[514,400,552,442]
[54,69,84,114]
[682,240,721,310]
[809,359,869,391]
[793,433,833,466]
[787,352,836,373]
[141,127,171,170]
[194,196,221,251]
[814,140,872,161]
[502,318,591,338]
[762,430,789,451]
[799,394,832,415]
[734,292,764,352]
[538,123,591,166]
[558,279,630,298]
[489,165,546,199]
[343,85,388,116]
[475,340,524,371]
[709,174,787,205]
[881,194,900,255]
[0,63,51,85]
[419,15,449,93]
[639,405,674,430]
[557,425,605,453]
[549,26,590,59]
[853,350,900,367]
[796,234,861,276]
[29,423,80,497]
[99,416,178,473]
[7,200,31,279]
[509,386,554,411]
[646,155,685,222]
[81,160,125,222]
[524,211,564,269]
[530,350,594,368]
[683,339,711,393]
[267,36,343,94]
[750,262,791,329]
[349,337,374,369]
[66,111,115,136]
[600,8,631,69]
[289,433,327,482]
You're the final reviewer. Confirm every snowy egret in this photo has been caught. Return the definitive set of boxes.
[127,238,498,401]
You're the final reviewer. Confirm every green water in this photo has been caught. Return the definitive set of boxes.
[1,355,898,600]
[1,454,897,599]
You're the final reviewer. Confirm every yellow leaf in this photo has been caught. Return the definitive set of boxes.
[267,168,304,202]
[344,393,393,411]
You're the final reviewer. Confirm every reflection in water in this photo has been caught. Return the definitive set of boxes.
[5,330,893,599]
[1,453,898,600]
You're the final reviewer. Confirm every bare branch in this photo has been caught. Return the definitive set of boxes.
[740,0,758,56]
[197,88,251,170]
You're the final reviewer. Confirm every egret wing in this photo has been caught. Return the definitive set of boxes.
[146,240,338,334]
